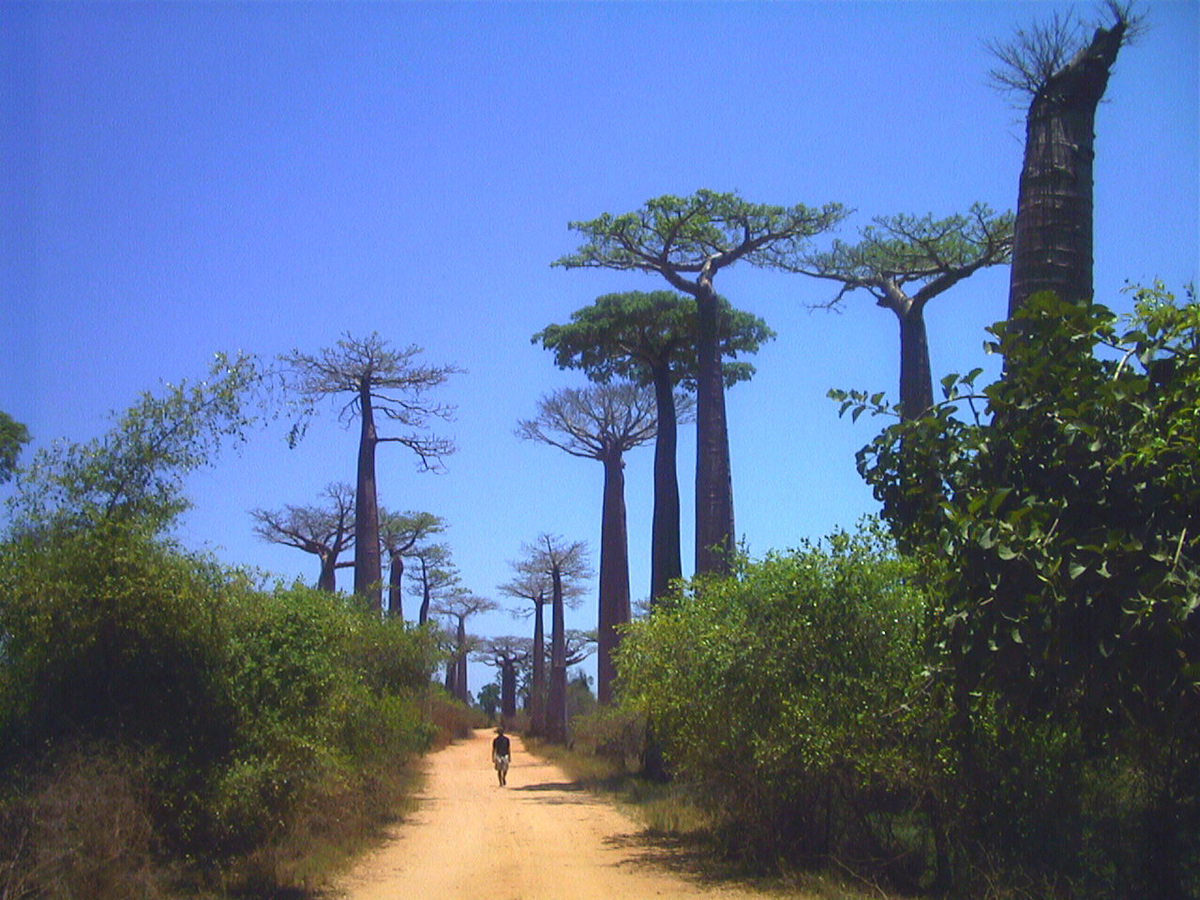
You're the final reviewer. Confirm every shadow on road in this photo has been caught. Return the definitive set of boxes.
[513,781,585,792]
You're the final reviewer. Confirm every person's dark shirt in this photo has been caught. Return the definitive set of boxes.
[493,733,511,757]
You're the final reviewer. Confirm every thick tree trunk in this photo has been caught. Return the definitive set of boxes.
[547,567,568,743]
[597,449,631,705]
[1007,20,1126,319]
[418,573,432,625]
[694,286,735,575]
[649,366,682,603]
[529,594,546,736]
[897,301,934,422]
[354,384,383,610]
[387,554,403,619]
[455,617,468,703]
[500,660,517,721]
[317,551,337,593]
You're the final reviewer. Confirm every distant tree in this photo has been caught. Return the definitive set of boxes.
[533,291,770,600]
[250,482,356,592]
[520,535,591,742]
[378,509,445,620]
[406,542,458,626]
[8,352,268,534]
[566,667,598,721]
[989,2,1141,322]
[0,412,31,484]
[800,204,1014,421]
[498,563,552,734]
[474,636,530,722]
[518,384,660,703]
[283,333,459,610]
[554,189,846,574]
[477,682,501,722]
[432,590,498,704]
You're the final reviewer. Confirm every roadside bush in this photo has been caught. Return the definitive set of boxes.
[569,706,645,771]
[0,742,173,900]
[0,521,440,895]
[616,521,934,882]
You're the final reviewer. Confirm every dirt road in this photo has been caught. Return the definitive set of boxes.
[334,729,779,900]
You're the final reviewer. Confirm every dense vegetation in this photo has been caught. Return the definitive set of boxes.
[0,520,445,897]
[0,356,468,898]
[609,285,1199,899]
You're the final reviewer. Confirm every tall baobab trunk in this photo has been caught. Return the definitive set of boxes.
[1008,19,1127,319]
[694,283,735,575]
[455,616,469,703]
[387,554,403,619]
[354,383,383,610]
[598,449,632,704]
[895,299,934,422]
[418,564,432,625]
[547,567,568,743]
[649,364,682,603]
[317,551,338,593]
[500,660,517,721]
[529,593,546,736]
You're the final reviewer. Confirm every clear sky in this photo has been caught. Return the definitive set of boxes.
[3,1,1197,694]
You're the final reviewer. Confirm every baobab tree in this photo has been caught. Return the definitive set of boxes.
[534,291,770,601]
[406,542,458,626]
[555,190,846,574]
[498,562,552,735]
[473,636,530,722]
[518,385,664,704]
[989,2,1140,320]
[378,509,444,620]
[799,204,1014,420]
[516,535,591,742]
[250,482,355,592]
[283,333,459,610]
[432,590,498,704]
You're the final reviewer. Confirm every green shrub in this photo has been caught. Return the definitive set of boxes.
[0,521,441,894]
[616,521,933,878]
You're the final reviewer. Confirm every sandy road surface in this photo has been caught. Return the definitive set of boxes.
[334,729,777,900]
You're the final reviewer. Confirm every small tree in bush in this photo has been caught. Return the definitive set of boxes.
[617,522,932,881]
[841,284,1199,897]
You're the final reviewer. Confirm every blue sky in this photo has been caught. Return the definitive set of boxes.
[3,1,1197,695]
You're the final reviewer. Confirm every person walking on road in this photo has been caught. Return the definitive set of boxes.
[491,726,511,786]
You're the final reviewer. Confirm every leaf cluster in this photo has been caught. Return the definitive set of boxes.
[616,522,931,853]
[848,285,1199,740]
[0,412,30,485]
[533,290,775,390]
[553,189,847,288]
[0,520,439,866]
[7,352,270,534]
[802,203,1014,310]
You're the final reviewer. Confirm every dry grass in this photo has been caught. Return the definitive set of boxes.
[0,744,176,900]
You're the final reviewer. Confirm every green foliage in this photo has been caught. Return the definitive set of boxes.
[553,189,847,276]
[802,203,1014,305]
[840,283,1199,896]
[533,290,775,390]
[6,352,270,534]
[851,285,1198,736]
[616,523,931,865]
[0,520,439,891]
[0,412,31,485]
